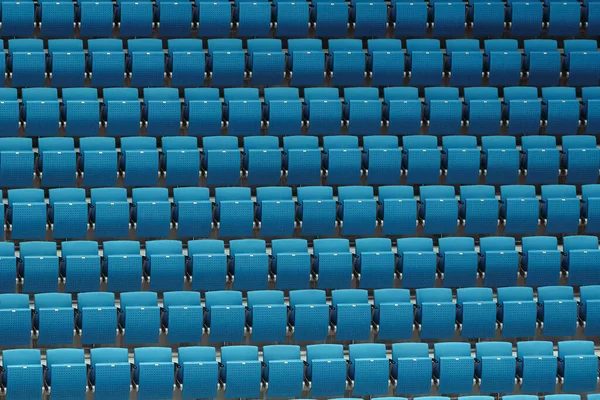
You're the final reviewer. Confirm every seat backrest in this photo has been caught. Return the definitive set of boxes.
[537,286,574,302]
[229,239,266,255]
[323,136,359,151]
[289,289,326,307]
[62,241,99,257]
[541,184,576,200]
[480,236,516,253]
[420,185,455,200]
[416,288,453,305]
[497,287,534,304]
[256,187,292,203]
[476,341,513,358]
[247,290,284,307]
[460,185,496,200]
[338,185,374,201]
[434,342,471,358]
[332,289,368,306]
[406,39,441,54]
[215,187,251,202]
[374,289,411,306]
[563,235,598,252]
[397,238,433,253]
[379,185,414,200]
[392,342,429,359]
[457,287,493,304]
[402,135,437,150]
[439,237,475,253]
[481,136,516,150]
[313,238,350,254]
[103,240,141,256]
[78,292,115,309]
[425,87,460,102]
[271,239,308,255]
[120,292,158,308]
[522,236,558,252]
[517,341,554,357]
[132,187,169,203]
[173,187,210,202]
[188,240,225,255]
[500,185,536,201]
[205,291,243,308]
[297,186,333,202]
[355,238,392,254]
[146,240,183,256]
[134,347,172,364]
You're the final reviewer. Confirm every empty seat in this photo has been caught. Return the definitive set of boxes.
[120,137,159,187]
[62,88,101,138]
[479,236,519,287]
[464,87,502,135]
[351,0,387,36]
[538,286,577,337]
[77,292,117,345]
[446,39,483,87]
[223,88,262,136]
[207,39,245,87]
[500,185,540,234]
[120,292,160,344]
[582,184,600,232]
[34,293,74,345]
[328,39,366,86]
[0,294,31,346]
[2,349,43,399]
[343,87,382,136]
[580,285,600,335]
[103,240,143,292]
[406,39,444,86]
[416,288,456,340]
[45,349,87,400]
[7,189,47,240]
[517,341,557,393]
[562,135,599,184]
[22,88,60,137]
[338,186,377,236]
[48,40,85,88]
[0,89,21,137]
[184,88,223,137]
[562,235,600,286]
[558,341,598,392]
[378,185,418,234]
[8,39,46,87]
[432,1,466,37]
[508,0,543,36]
[78,0,114,37]
[177,347,219,399]
[355,238,395,289]
[264,87,303,136]
[442,136,480,184]
[274,0,309,37]
[263,345,304,398]
[424,87,463,135]
[438,237,479,288]
[145,240,185,291]
[0,138,34,188]
[1,1,35,36]
[131,188,171,238]
[459,185,498,234]
[304,88,343,135]
[368,39,405,87]
[564,40,600,87]
[229,239,269,290]
[203,136,241,186]
[457,287,496,339]
[392,343,432,395]
[161,137,200,186]
[197,1,232,37]
[373,289,414,340]
[542,87,581,135]
[541,185,580,234]
[312,0,349,37]
[48,188,88,239]
[205,291,245,342]
[523,40,562,86]
[434,342,474,394]
[102,87,141,136]
[247,290,287,342]
[482,136,520,184]
[419,185,458,235]
[38,137,76,188]
[296,186,336,236]
[215,187,253,237]
[90,188,130,239]
[394,0,428,37]
[323,136,361,184]
[284,136,322,185]
[89,348,131,400]
[270,239,311,289]
[247,39,285,86]
[142,88,181,137]
[397,238,436,288]
[88,39,126,88]
[470,0,505,36]
[475,342,517,394]
[172,188,212,239]
[187,240,226,291]
[313,239,353,289]
[235,0,271,36]
[133,347,175,399]
[289,289,329,341]
[127,39,164,87]
[521,236,561,286]
[403,136,441,184]
[547,0,581,36]
[503,86,542,135]
[256,187,295,237]
[363,136,401,184]
[21,242,59,294]
[167,39,205,87]
[305,344,347,397]
[349,343,389,396]
[484,39,522,86]
[287,39,325,86]
[61,241,100,293]
[384,87,423,136]
[497,287,537,338]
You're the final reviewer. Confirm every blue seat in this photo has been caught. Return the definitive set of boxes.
[264,87,303,136]
[173,188,212,239]
[256,187,295,237]
[184,88,223,137]
[328,39,366,86]
[562,235,600,286]
[352,0,387,37]
[88,39,126,88]
[306,344,347,397]
[0,89,21,137]
[187,240,226,291]
[203,136,241,186]
[62,88,100,137]
[312,0,349,37]
[167,39,205,87]
[508,0,543,36]
[464,87,502,135]
[197,0,232,37]
[564,40,600,87]
[500,185,540,234]
[338,186,377,236]
[208,39,245,87]
[120,292,160,344]
[392,343,432,395]
[416,288,456,340]
[77,292,117,345]
[204,291,245,342]
[304,88,342,135]
[343,87,382,136]
[215,187,254,237]
[562,135,599,184]
[89,348,131,400]
[497,287,537,338]
[523,39,562,86]
[177,347,219,400]
[504,87,542,135]
[432,1,466,37]
[271,239,311,289]
[247,290,287,342]
[102,88,141,136]
[393,0,428,37]
[142,88,181,137]
[481,136,520,184]
[445,39,483,87]
[2,349,43,400]
[48,188,88,239]
[0,294,31,346]
[434,343,474,395]
[313,239,353,289]
[287,39,325,86]
[442,136,480,184]
[120,137,159,187]
[403,136,440,184]
[424,87,463,135]
[78,0,114,37]
[284,136,322,185]
[547,0,581,36]
[296,186,336,236]
[127,39,164,87]
[583,184,600,232]
[475,342,516,394]
[235,0,271,36]
[368,39,405,87]
[8,39,46,87]
[373,289,413,340]
[349,343,389,396]
[0,244,15,293]
[90,188,130,239]
[103,241,143,292]
[586,0,600,37]
[274,0,309,37]
[229,239,269,290]
[580,285,600,336]
[46,349,87,400]
[484,39,522,86]
[542,87,581,135]
[419,185,459,235]
[517,341,557,393]
[1,1,35,36]
[263,345,304,398]
[558,341,598,392]
[384,87,423,135]
[438,237,478,288]
[541,185,580,234]
[48,40,85,88]
[479,236,519,287]
[221,346,262,398]
[406,39,444,86]
[61,241,101,293]
[289,289,329,341]
[522,136,560,184]
[22,88,60,137]
[362,136,401,185]
[7,189,47,240]
[323,136,362,185]
[470,0,505,36]
[33,293,73,345]
[132,188,171,239]
[355,238,395,289]
[223,88,262,136]
[21,242,59,294]
[521,236,561,287]
[397,238,436,288]
[145,240,185,291]
[247,39,285,86]
[0,138,34,188]
[118,0,153,36]
[133,347,175,400]
[459,185,498,234]
[158,0,193,36]
[456,288,496,339]
[161,137,200,186]
[537,286,577,337]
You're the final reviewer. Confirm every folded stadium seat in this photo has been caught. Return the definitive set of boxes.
[131,188,171,239]
[184,88,222,137]
[78,0,114,37]
[22,88,60,137]
[7,189,47,240]
[323,136,362,185]
[542,87,581,135]
[582,184,600,232]
[89,348,131,400]
[351,0,387,37]
[540,185,580,234]
[88,39,126,88]
[0,294,30,346]
[442,137,481,184]
[537,286,578,337]
[197,0,232,36]
[214,187,253,237]
[393,0,428,37]
[546,0,581,37]
[255,187,295,237]
[263,345,304,398]
[507,0,543,36]
[0,138,34,187]
[355,238,395,289]
[204,291,245,342]
[497,287,537,338]
[62,88,101,138]
[469,0,505,36]
[376,188,421,236]
[289,289,329,341]
[384,87,423,135]
[283,136,323,185]
[235,0,272,36]
[563,235,600,285]
[313,239,353,289]
[202,136,241,186]
[117,0,153,36]
[229,239,269,290]
[562,135,600,184]
[521,236,561,287]
[287,39,326,86]
[177,347,219,399]
[76,292,117,345]
[186,240,226,290]
[419,185,459,235]
[296,186,336,236]
[33,292,73,344]
[327,39,366,87]
[1,0,35,36]
[391,343,432,395]
[207,39,245,87]
[0,89,20,136]
[221,346,262,398]
[306,344,347,397]
[162,137,200,187]
[580,285,600,335]
[244,137,282,186]
[367,39,405,87]
[463,87,502,135]
[263,87,303,135]
[373,289,413,340]
[438,237,479,288]
[586,0,600,35]
[142,88,181,137]
[102,87,141,136]
[338,185,378,236]
[362,136,401,184]
[516,341,557,393]
[406,39,444,86]
[157,0,193,36]
[47,40,85,88]
[433,343,474,395]
[481,136,520,184]
[304,87,342,135]
[89,188,130,239]
[483,39,522,86]
[273,0,309,37]
[397,238,437,288]
[402,135,441,184]
[133,347,175,400]
[479,236,519,287]
[432,0,466,37]
[475,342,516,393]
[348,343,389,396]
[54,243,102,294]
[270,239,311,289]
[445,39,483,87]
[246,39,285,86]
[48,188,88,239]
[102,240,143,292]
[343,87,382,136]
[45,349,87,400]
[312,0,349,37]
[456,288,496,339]
[223,88,263,136]
[119,291,160,344]
[416,288,456,340]
[523,40,561,87]
[120,137,159,187]
[459,185,498,234]
[503,86,542,135]
[521,135,560,184]
[167,39,205,87]
[127,39,165,87]
[38,0,74,35]
[246,290,287,342]
[1,349,43,399]
[144,240,185,291]
[583,87,600,134]
[558,340,597,391]
[0,244,16,293]
[424,87,463,135]
[564,40,600,87]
